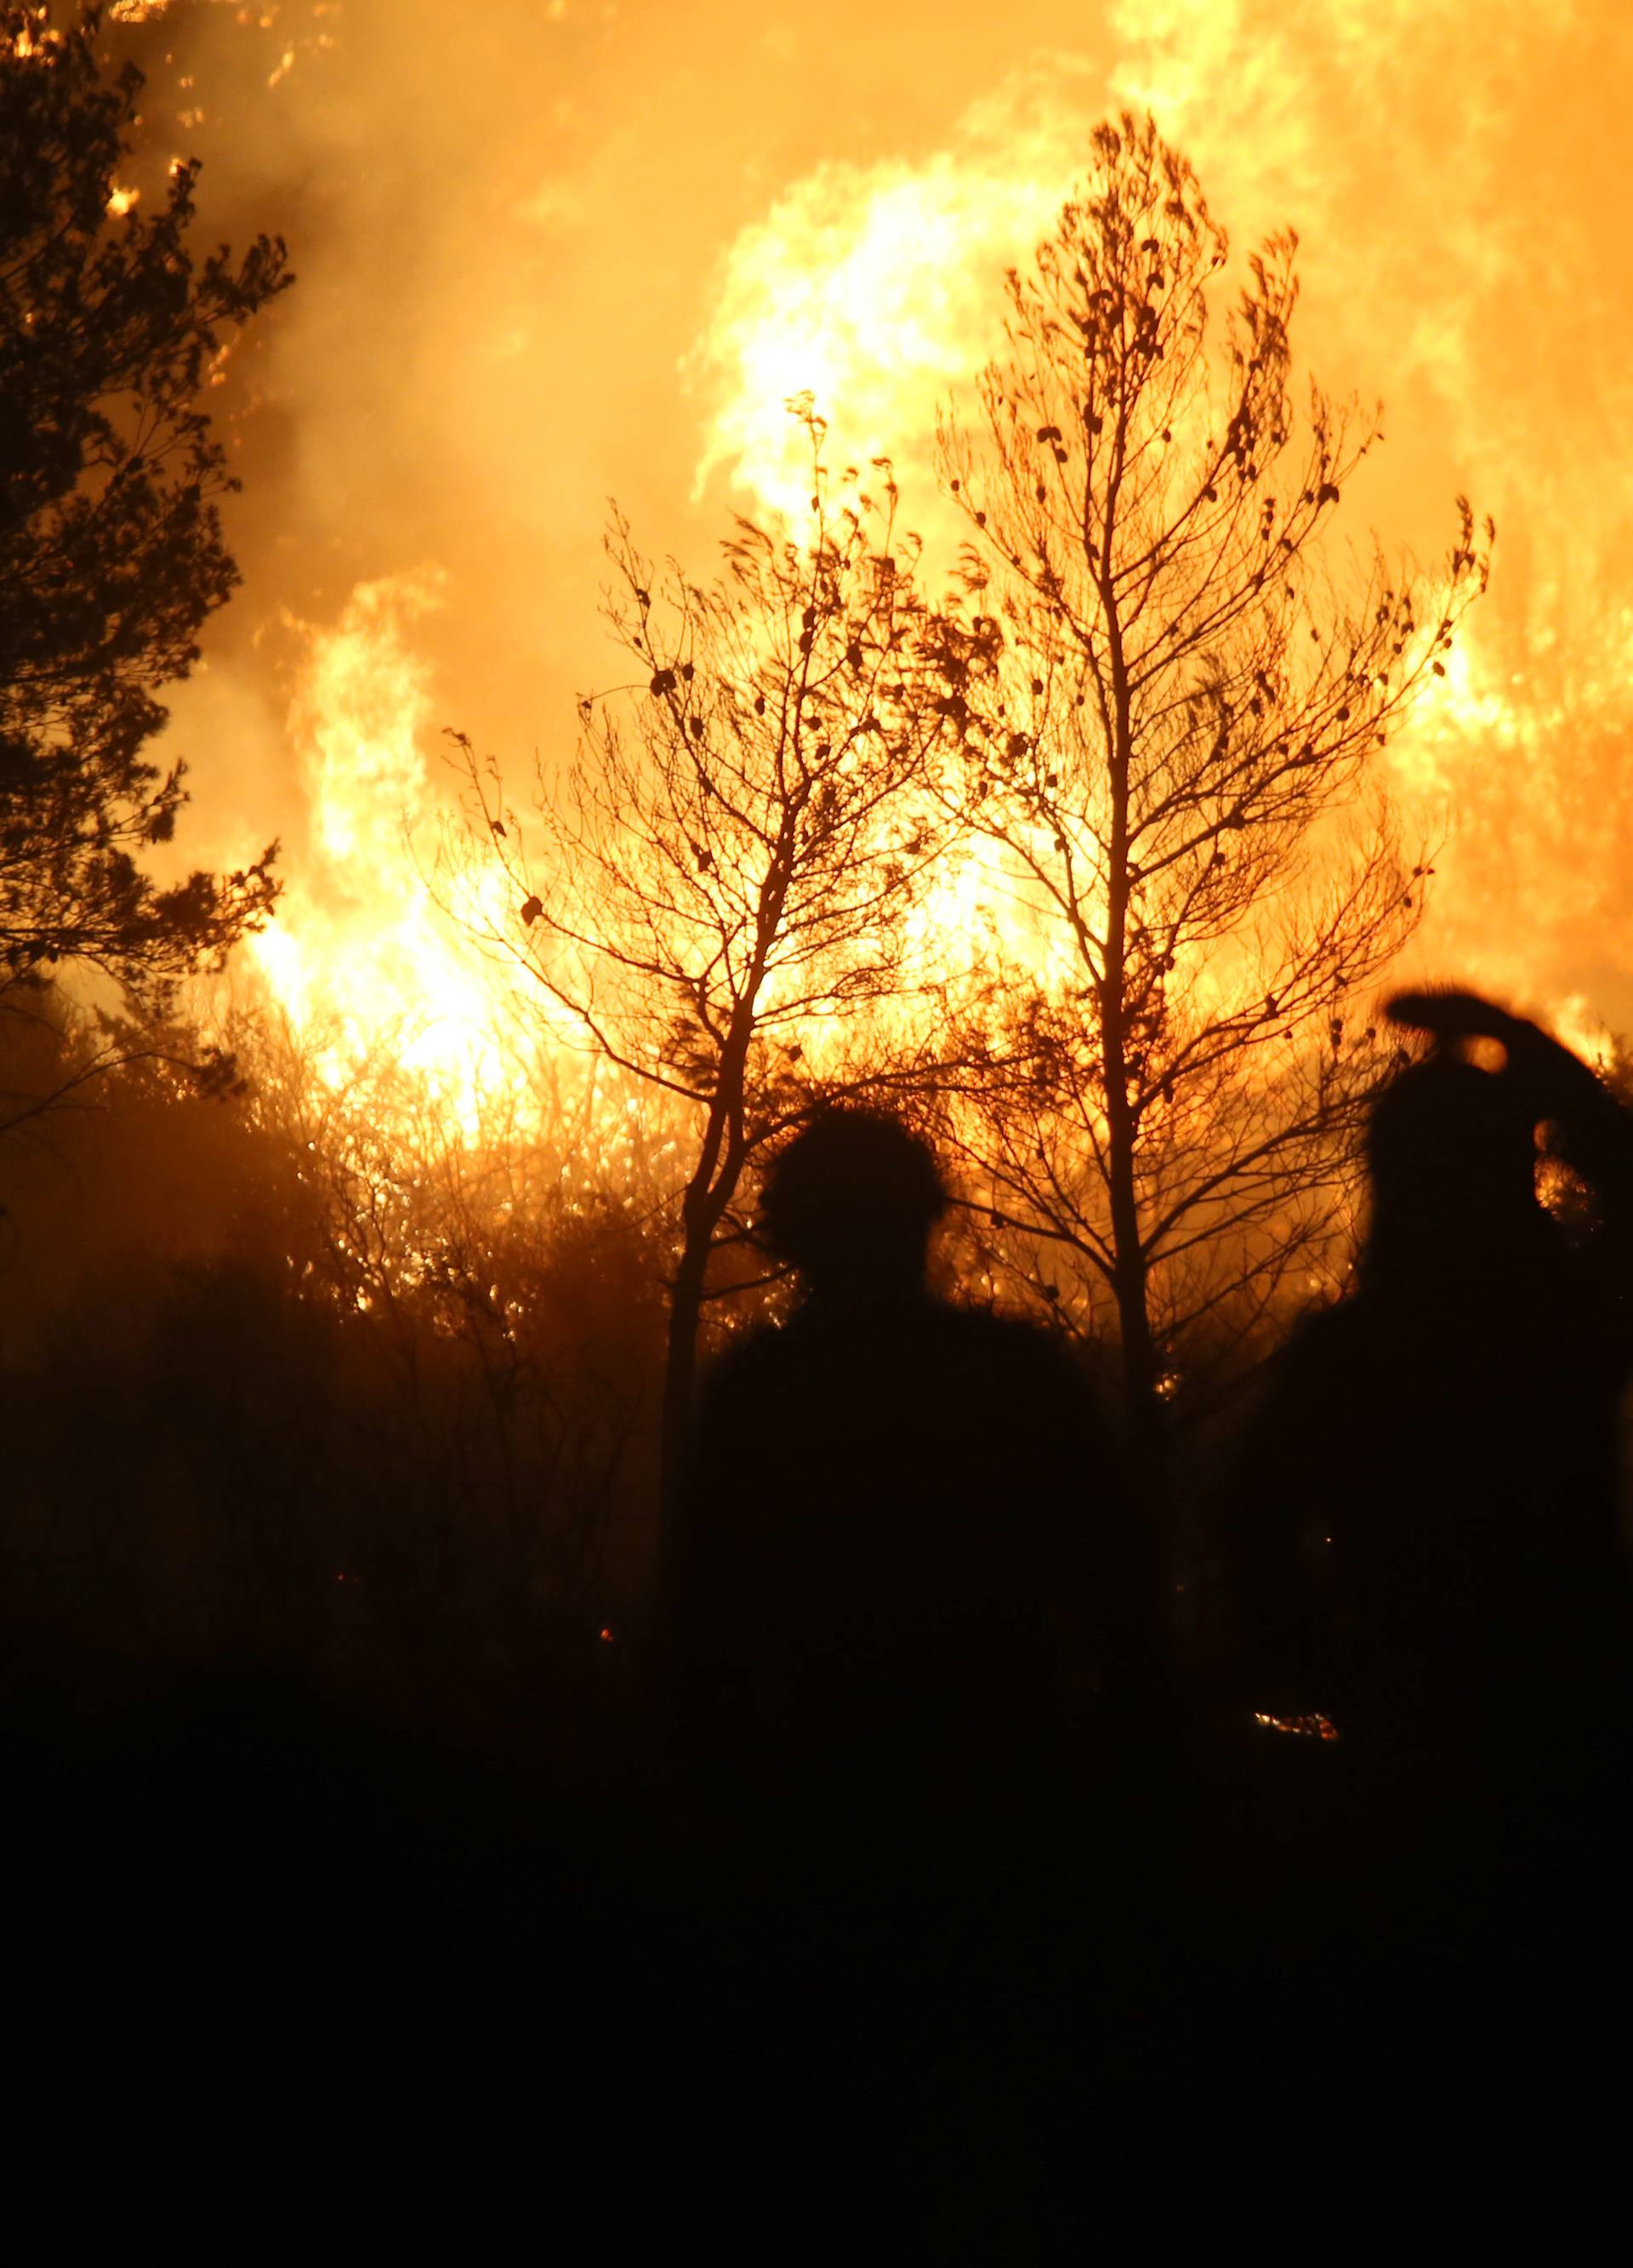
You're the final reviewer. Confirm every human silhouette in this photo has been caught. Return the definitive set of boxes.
[659,1110,1173,2207]
[1215,989,1633,2081]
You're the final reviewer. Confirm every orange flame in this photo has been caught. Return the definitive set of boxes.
[191,3,1630,1130]
[688,27,1628,1055]
[244,574,535,1132]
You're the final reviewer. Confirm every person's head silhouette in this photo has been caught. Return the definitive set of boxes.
[1365,1051,1543,1274]
[760,1109,947,1305]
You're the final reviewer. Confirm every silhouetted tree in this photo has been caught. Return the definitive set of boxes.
[451,407,956,1509]
[934,115,1491,1452]
[0,6,286,1089]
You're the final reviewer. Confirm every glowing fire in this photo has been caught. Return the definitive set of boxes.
[194,3,1630,1131]
[1254,1711,1340,1741]
[686,15,1633,1055]
[243,574,536,1133]
[690,64,1095,534]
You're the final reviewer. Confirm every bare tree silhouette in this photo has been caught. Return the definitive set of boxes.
[930,113,1491,1450]
[448,407,960,1513]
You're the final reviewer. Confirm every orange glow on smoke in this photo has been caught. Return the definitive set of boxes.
[187,3,1631,1112]
[685,9,1633,1055]
[242,575,538,1133]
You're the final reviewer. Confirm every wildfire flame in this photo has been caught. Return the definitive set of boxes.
[196,2,1630,1128]
[687,9,1633,1054]
[242,574,535,1133]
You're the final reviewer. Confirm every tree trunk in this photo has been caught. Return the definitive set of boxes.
[658,1202,713,1523]
[654,1017,754,1578]
[1107,1125,1158,1435]
[1099,514,1164,1475]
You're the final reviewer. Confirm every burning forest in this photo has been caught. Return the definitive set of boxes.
[4,0,1633,2236]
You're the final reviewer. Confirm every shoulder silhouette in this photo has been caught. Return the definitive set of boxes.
[1224,988,1633,1781]
[663,1110,1164,1899]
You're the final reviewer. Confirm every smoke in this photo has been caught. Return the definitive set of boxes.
[691,0,1633,1036]
[688,55,1102,524]
[106,0,1633,1059]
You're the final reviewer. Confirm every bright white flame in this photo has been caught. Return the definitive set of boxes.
[691,14,1633,1041]
[691,60,1099,532]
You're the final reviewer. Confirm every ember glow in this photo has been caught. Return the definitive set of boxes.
[117,0,1633,1118]
[1254,1711,1340,1742]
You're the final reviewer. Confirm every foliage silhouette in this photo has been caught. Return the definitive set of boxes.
[0,1007,664,1716]
[0,5,285,1109]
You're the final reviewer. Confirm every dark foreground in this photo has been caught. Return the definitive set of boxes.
[9,1641,1629,2259]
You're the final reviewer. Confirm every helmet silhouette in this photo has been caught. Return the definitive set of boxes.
[760,1108,947,1296]
[1368,1054,1539,1231]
